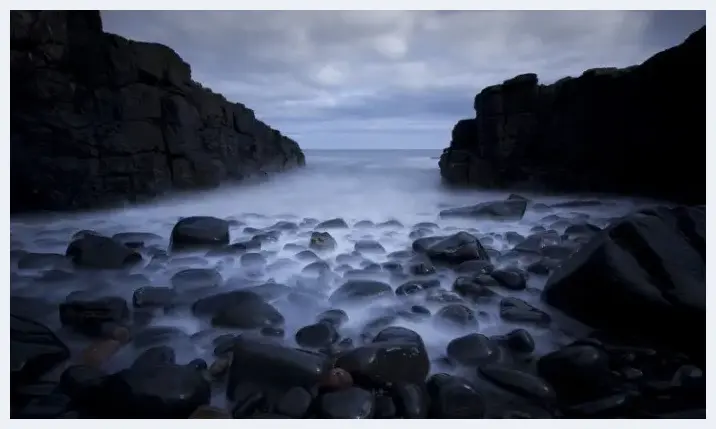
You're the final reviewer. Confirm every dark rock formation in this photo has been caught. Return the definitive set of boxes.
[542,205,705,366]
[439,26,705,204]
[11,11,305,212]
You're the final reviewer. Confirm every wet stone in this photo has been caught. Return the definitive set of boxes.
[500,297,551,325]
[446,333,502,367]
[374,394,398,418]
[192,290,285,330]
[434,304,478,330]
[295,322,338,349]
[491,267,528,290]
[355,239,386,254]
[316,218,349,229]
[132,287,175,309]
[329,280,393,305]
[316,309,349,328]
[478,364,557,405]
[455,259,494,275]
[59,296,129,338]
[427,374,485,418]
[131,345,176,370]
[276,386,313,418]
[11,315,70,386]
[66,234,142,269]
[319,387,375,419]
[537,344,614,401]
[302,260,331,275]
[170,268,222,293]
[170,216,230,251]
[240,252,267,268]
[452,276,496,301]
[498,329,536,354]
[310,231,337,252]
[295,250,320,262]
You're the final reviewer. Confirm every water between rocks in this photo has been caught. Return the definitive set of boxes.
[10,149,664,408]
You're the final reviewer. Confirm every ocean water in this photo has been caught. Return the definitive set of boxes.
[10,149,662,389]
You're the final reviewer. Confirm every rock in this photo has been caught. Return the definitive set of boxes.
[439,198,527,221]
[276,386,313,418]
[446,333,502,366]
[319,387,375,418]
[227,337,332,396]
[192,290,284,330]
[112,232,163,248]
[455,259,494,275]
[170,217,230,250]
[309,231,337,252]
[500,297,551,325]
[434,304,478,330]
[395,279,439,297]
[66,234,142,269]
[491,267,528,290]
[391,382,429,418]
[295,322,338,349]
[354,240,386,254]
[11,315,70,386]
[438,27,704,205]
[11,11,304,213]
[452,276,496,301]
[335,327,430,386]
[426,374,485,418]
[188,405,232,418]
[240,252,267,268]
[537,344,614,401]
[104,362,211,418]
[13,393,73,418]
[542,206,705,365]
[295,249,320,262]
[17,252,72,270]
[498,329,536,354]
[329,280,393,305]
[320,368,354,391]
[132,286,176,308]
[408,259,436,276]
[315,218,349,229]
[170,268,222,292]
[59,296,129,337]
[374,394,397,418]
[316,309,349,328]
[419,232,490,265]
[478,365,557,405]
[59,365,107,408]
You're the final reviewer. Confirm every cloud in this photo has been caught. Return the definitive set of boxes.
[101,10,705,149]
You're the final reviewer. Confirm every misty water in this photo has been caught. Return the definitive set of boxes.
[10,149,663,402]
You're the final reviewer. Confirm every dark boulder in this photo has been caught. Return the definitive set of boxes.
[66,234,142,269]
[439,197,527,221]
[335,327,430,386]
[416,231,490,265]
[170,216,229,250]
[329,280,393,305]
[542,206,705,365]
[226,337,332,397]
[191,290,284,330]
[11,315,70,387]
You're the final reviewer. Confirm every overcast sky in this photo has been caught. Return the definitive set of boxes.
[101,10,705,150]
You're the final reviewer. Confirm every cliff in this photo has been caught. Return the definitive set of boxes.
[10,11,305,213]
[439,26,705,204]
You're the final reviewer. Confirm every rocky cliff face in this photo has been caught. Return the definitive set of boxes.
[439,26,705,204]
[11,11,305,213]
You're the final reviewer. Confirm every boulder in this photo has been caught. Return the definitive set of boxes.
[11,315,70,387]
[170,216,229,250]
[542,206,705,365]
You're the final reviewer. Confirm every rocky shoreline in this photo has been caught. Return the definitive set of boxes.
[11,11,305,213]
[439,26,705,205]
[11,196,705,418]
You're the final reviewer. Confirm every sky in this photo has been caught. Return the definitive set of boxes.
[101,10,705,150]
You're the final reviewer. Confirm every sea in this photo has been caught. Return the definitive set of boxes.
[9,148,662,395]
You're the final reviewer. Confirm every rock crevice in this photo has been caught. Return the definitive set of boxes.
[439,26,705,204]
[11,11,305,212]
